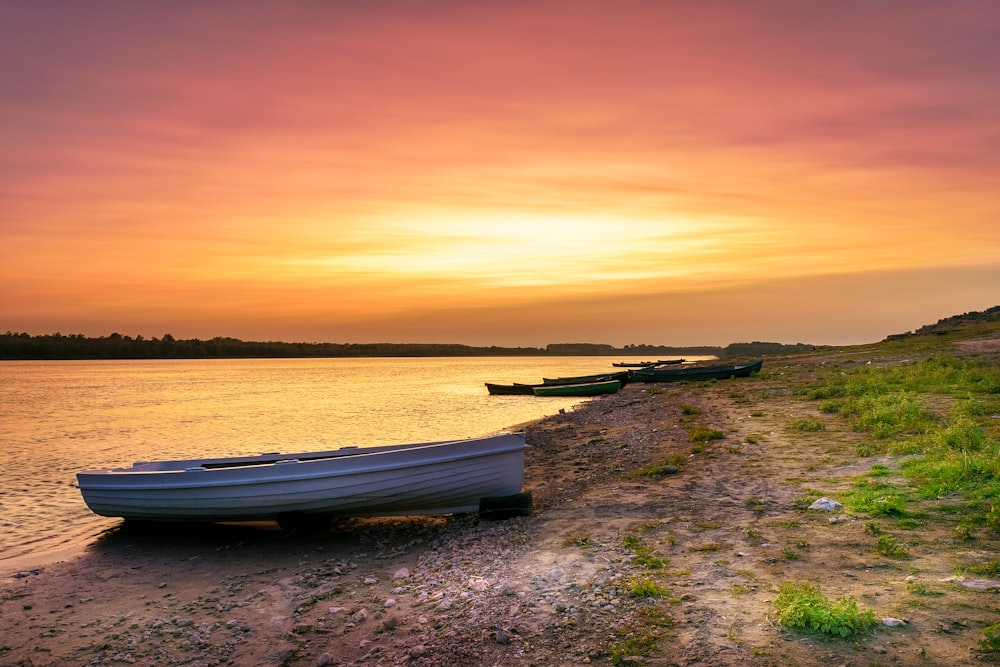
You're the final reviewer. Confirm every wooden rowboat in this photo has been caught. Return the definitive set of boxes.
[541,371,629,386]
[532,379,621,397]
[76,433,528,524]
[612,359,685,367]
[484,382,539,395]
[486,371,627,394]
[629,360,762,383]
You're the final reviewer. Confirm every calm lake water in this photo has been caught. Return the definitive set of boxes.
[0,356,707,563]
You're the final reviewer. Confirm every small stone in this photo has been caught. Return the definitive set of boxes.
[883,617,906,627]
[351,608,368,623]
[317,653,332,666]
[809,497,843,511]
[496,628,511,645]
[363,577,377,585]
[329,606,347,614]
[384,598,396,607]
[409,645,426,658]
[393,567,410,580]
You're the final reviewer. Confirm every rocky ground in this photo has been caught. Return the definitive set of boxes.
[3,334,1000,666]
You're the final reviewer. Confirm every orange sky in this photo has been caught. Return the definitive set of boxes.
[2,1,998,347]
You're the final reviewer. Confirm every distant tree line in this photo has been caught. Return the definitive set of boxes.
[0,331,814,360]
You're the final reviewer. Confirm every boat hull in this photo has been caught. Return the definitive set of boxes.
[612,359,685,367]
[540,371,629,386]
[629,360,763,383]
[484,382,537,395]
[532,380,621,397]
[76,433,527,522]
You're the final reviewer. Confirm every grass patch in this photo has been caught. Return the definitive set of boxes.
[628,577,670,598]
[637,455,686,477]
[773,581,878,639]
[981,623,1000,653]
[967,559,1000,577]
[692,520,722,531]
[790,418,825,432]
[873,534,909,558]
[610,634,659,665]
[730,583,753,596]
[687,425,725,444]
[805,357,1000,528]
[841,478,911,517]
[745,496,767,513]
[609,606,672,665]
[622,534,668,569]
[564,534,593,548]
[680,404,702,420]
[906,581,944,597]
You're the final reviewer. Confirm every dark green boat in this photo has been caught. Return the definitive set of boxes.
[541,371,629,386]
[484,382,540,396]
[612,359,685,367]
[532,379,621,397]
[629,360,763,383]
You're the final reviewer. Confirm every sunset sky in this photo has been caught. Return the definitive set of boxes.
[2,1,998,347]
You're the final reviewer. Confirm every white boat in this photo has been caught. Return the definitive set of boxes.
[76,433,527,524]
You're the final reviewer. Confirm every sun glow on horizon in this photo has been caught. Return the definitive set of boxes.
[2,2,998,346]
[279,212,756,290]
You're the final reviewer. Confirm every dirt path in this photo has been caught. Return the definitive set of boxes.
[3,341,999,666]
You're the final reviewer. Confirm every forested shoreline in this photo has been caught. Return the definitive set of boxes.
[0,331,814,360]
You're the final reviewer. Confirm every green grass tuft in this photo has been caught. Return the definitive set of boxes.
[790,418,825,432]
[773,581,878,639]
[687,425,725,443]
[628,577,669,598]
[622,534,669,569]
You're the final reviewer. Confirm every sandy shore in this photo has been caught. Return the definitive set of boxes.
[3,344,1000,666]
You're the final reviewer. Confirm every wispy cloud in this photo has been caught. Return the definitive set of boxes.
[2,1,998,343]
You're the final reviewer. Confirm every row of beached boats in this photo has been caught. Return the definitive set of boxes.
[485,359,763,396]
[75,359,761,528]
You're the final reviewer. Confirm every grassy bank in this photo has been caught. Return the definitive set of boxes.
[591,317,1000,664]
